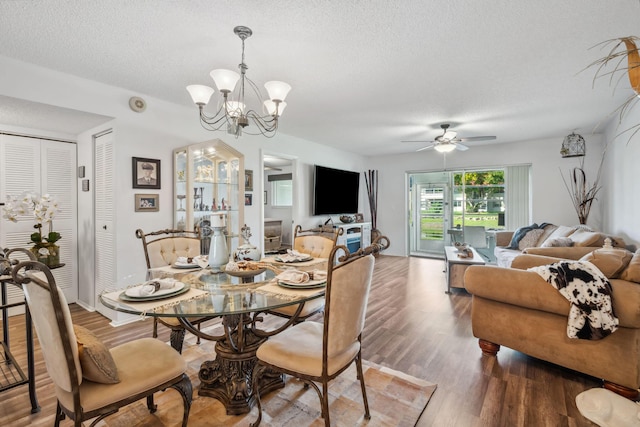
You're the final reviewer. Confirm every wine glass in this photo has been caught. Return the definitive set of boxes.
[177,195,186,211]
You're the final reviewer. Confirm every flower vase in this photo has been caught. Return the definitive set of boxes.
[208,227,229,273]
[31,243,60,267]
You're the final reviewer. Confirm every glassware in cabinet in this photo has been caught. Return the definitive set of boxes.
[173,139,244,254]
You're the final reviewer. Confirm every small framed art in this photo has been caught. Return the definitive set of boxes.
[245,169,254,191]
[245,193,253,206]
[133,157,161,189]
[135,194,159,212]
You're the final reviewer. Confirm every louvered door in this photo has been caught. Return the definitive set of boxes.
[94,131,116,316]
[0,135,77,309]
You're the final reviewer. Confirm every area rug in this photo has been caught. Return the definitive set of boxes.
[98,337,437,426]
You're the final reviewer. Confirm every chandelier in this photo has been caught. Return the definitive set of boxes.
[186,26,291,138]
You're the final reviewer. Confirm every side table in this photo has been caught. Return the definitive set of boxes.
[444,246,485,294]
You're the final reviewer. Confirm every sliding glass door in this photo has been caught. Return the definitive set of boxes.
[409,173,450,257]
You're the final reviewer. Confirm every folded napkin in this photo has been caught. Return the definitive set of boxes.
[175,256,194,265]
[139,278,179,296]
[276,270,310,284]
[308,269,327,281]
[277,249,311,263]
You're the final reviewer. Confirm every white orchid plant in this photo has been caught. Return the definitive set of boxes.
[2,192,61,245]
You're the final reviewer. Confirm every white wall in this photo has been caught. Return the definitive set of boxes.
[0,56,366,312]
[601,105,640,248]
[366,135,606,256]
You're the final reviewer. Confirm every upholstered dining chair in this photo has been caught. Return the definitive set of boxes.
[269,225,344,322]
[136,228,214,352]
[11,260,192,427]
[251,244,378,427]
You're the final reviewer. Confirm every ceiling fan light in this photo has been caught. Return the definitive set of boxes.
[210,69,241,93]
[434,143,456,153]
[186,85,215,105]
[264,81,291,102]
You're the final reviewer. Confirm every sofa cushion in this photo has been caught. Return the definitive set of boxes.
[580,249,633,279]
[619,249,640,283]
[570,230,606,247]
[539,225,576,246]
[541,237,574,247]
[74,325,120,384]
[518,229,545,250]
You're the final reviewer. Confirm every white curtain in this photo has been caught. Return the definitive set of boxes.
[504,165,531,229]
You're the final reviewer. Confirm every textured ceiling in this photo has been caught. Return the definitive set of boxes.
[1,1,639,155]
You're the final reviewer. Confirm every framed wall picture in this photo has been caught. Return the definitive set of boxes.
[135,194,159,212]
[245,169,254,191]
[245,193,252,206]
[132,157,161,189]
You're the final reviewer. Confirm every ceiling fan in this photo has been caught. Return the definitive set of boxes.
[402,124,496,153]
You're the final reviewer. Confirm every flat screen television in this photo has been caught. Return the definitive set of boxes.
[313,165,360,215]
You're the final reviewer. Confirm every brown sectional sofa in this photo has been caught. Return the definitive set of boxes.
[493,224,626,267]
[464,248,640,400]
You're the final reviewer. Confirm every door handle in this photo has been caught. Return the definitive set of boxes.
[103,225,107,230]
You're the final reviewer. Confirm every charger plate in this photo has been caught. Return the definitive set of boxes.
[274,256,313,263]
[278,279,326,289]
[120,283,190,301]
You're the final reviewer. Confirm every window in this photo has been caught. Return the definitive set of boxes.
[269,174,292,206]
[453,169,505,228]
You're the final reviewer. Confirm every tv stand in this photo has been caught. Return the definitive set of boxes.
[335,222,371,253]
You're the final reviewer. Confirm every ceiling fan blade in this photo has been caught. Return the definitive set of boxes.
[457,136,496,142]
[416,144,435,152]
[402,140,434,143]
[455,143,470,151]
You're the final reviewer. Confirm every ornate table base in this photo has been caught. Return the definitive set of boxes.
[193,313,287,415]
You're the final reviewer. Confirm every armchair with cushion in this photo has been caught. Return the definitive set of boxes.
[135,228,215,352]
[269,225,343,321]
[12,261,192,427]
[251,244,377,427]
[464,246,640,400]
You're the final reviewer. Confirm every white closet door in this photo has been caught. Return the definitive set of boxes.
[94,131,116,316]
[0,135,78,305]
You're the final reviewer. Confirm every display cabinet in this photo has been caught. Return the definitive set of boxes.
[174,139,244,254]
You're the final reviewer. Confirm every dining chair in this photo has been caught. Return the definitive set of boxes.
[463,225,492,262]
[136,228,214,352]
[11,260,192,427]
[251,243,378,427]
[269,225,344,322]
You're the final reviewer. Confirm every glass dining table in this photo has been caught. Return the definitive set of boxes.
[100,265,326,415]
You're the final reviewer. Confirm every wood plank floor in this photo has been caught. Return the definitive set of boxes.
[0,255,600,426]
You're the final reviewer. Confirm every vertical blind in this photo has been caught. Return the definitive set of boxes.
[504,165,531,229]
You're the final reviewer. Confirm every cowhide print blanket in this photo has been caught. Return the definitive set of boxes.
[528,260,618,340]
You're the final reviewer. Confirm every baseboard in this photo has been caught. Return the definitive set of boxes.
[74,299,95,312]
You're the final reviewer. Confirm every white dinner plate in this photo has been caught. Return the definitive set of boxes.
[123,281,187,298]
[172,262,201,269]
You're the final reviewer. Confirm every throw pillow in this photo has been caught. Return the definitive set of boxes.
[580,249,633,279]
[518,229,545,251]
[507,223,539,249]
[570,230,605,247]
[541,237,574,248]
[538,225,576,246]
[620,249,640,283]
[73,324,120,384]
